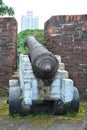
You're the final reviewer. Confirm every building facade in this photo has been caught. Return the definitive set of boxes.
[21,11,38,31]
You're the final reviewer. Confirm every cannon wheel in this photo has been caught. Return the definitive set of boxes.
[9,87,21,115]
[69,87,80,112]
[52,99,66,115]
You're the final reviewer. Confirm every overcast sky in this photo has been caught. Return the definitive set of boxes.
[3,0,87,32]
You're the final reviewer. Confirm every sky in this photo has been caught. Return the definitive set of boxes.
[3,0,87,32]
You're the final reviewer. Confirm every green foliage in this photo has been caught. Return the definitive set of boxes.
[65,110,77,117]
[17,29,44,63]
[19,95,24,101]
[12,113,23,119]
[85,89,87,93]
[0,0,3,4]
[0,0,15,16]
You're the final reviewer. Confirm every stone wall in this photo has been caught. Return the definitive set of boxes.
[0,17,17,95]
[44,15,87,99]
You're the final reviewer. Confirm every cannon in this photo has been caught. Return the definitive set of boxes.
[26,36,59,79]
[8,36,80,115]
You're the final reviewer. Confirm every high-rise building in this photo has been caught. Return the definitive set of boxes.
[21,11,38,31]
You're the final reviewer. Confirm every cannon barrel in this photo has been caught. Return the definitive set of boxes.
[26,36,59,79]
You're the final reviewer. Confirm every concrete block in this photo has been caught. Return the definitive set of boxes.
[55,55,61,63]
[61,79,73,102]
[55,70,68,79]
[32,79,38,100]
[9,79,19,87]
[50,78,61,99]
[59,63,65,70]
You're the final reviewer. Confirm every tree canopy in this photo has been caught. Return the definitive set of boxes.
[0,0,15,16]
[17,29,44,62]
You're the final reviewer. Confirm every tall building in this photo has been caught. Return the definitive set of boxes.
[21,11,38,31]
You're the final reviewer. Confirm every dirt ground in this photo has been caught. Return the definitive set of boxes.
[0,97,87,130]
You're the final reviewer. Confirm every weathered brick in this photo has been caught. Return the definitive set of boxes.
[44,14,87,100]
[0,17,17,95]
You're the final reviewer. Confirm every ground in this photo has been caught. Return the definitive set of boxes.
[0,97,87,130]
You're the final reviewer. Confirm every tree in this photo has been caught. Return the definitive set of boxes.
[17,29,44,63]
[0,0,15,16]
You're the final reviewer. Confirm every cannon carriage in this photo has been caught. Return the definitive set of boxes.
[8,36,80,115]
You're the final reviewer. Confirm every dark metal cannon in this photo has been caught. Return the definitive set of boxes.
[8,36,80,116]
[26,36,59,79]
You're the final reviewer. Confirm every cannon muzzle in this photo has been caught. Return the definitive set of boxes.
[26,36,59,79]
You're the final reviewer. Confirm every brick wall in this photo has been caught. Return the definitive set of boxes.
[44,15,87,99]
[0,17,17,95]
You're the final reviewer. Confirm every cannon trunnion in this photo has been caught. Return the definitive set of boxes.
[8,36,80,115]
